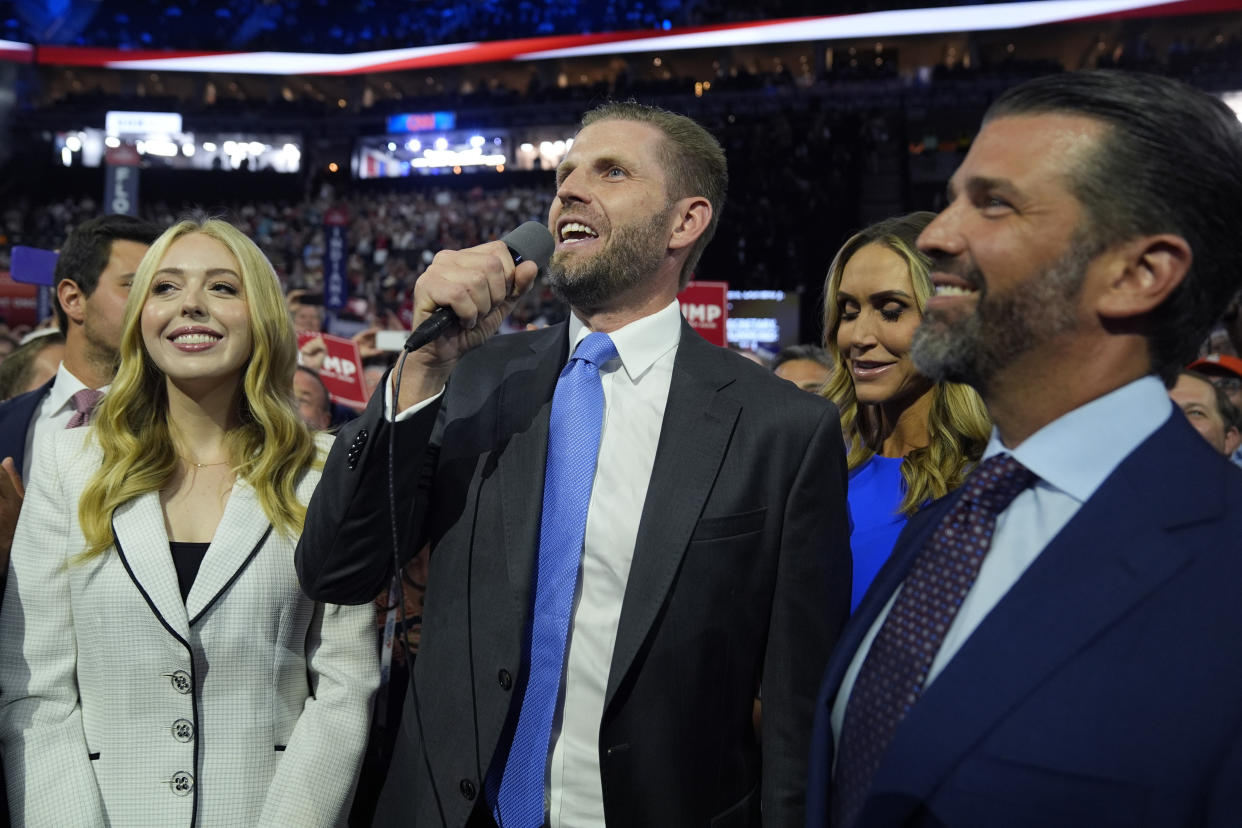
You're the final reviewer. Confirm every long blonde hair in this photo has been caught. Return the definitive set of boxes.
[821,212,991,515]
[78,218,318,558]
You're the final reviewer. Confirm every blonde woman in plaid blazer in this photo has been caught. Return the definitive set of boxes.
[0,218,378,827]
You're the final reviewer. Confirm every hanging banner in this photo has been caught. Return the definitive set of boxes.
[104,143,141,217]
[323,207,349,312]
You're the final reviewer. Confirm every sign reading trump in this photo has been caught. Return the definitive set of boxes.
[677,280,728,346]
[296,331,367,407]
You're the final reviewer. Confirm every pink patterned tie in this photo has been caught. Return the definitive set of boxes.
[65,388,104,429]
[831,452,1036,828]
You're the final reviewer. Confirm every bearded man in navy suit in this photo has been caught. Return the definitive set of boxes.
[808,70,1242,828]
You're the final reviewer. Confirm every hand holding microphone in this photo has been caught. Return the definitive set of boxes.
[394,222,553,408]
[404,221,553,352]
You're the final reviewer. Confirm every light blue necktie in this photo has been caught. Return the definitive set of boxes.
[495,332,618,827]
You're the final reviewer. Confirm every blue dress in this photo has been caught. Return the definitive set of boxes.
[847,454,908,612]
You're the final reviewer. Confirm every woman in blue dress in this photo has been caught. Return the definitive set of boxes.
[821,212,991,611]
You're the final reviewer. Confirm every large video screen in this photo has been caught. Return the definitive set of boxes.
[726,290,800,355]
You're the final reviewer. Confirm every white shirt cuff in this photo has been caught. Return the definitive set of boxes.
[383,379,444,422]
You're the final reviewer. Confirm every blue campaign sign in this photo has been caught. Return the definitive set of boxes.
[12,246,59,320]
[11,246,58,286]
[323,208,349,311]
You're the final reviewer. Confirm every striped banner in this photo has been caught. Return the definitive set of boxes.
[12,0,1235,76]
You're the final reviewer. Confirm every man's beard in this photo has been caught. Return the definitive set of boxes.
[911,241,1091,393]
[546,204,672,313]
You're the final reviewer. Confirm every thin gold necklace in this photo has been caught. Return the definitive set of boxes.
[183,458,229,469]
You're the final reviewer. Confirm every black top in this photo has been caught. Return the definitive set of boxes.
[169,541,210,601]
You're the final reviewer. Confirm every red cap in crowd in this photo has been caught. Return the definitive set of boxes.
[1188,353,1242,379]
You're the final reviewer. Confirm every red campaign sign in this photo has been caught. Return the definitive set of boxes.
[0,271,41,327]
[677,280,728,346]
[297,331,367,407]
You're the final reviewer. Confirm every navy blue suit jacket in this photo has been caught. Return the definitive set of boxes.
[807,412,1242,828]
[0,379,51,481]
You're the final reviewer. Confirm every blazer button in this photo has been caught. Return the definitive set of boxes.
[498,669,512,691]
[170,771,194,796]
[347,429,369,469]
[459,778,476,801]
[168,671,192,694]
[171,719,194,743]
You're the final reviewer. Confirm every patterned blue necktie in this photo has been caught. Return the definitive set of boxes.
[495,331,618,828]
[831,453,1036,828]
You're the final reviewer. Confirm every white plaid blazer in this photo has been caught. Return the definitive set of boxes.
[0,429,378,827]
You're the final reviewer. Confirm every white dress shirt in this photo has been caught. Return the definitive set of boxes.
[548,301,680,828]
[388,301,683,826]
[23,363,108,481]
[830,376,1172,750]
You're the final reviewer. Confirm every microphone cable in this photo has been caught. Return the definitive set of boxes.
[382,224,550,826]
[387,349,449,826]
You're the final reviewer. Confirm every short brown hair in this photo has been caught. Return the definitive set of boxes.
[581,101,727,287]
[53,214,163,334]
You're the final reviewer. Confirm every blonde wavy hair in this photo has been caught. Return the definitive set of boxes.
[820,212,991,515]
[78,218,319,558]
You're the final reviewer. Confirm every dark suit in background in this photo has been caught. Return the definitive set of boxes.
[806,70,1242,828]
[298,319,851,827]
[0,379,52,481]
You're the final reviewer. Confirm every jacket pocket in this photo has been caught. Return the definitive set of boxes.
[949,753,1147,827]
[710,783,759,828]
[691,508,767,542]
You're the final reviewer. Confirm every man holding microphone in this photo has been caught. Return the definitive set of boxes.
[298,102,850,828]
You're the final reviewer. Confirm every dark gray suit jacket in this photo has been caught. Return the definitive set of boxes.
[298,320,851,828]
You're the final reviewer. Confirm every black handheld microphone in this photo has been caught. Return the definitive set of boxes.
[403,221,555,352]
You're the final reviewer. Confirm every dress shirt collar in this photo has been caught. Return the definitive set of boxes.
[982,375,1172,504]
[45,362,101,416]
[566,299,683,382]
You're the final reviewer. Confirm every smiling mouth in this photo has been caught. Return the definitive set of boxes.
[172,333,220,345]
[168,329,223,351]
[934,284,978,297]
[851,361,894,378]
[931,274,979,297]
[558,220,599,244]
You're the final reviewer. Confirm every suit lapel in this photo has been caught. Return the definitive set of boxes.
[185,479,273,624]
[498,324,568,609]
[606,326,739,707]
[817,498,948,719]
[864,416,1219,819]
[113,491,190,642]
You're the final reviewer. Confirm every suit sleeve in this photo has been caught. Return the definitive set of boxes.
[0,436,108,826]
[257,599,379,827]
[296,373,442,605]
[761,405,852,826]
[1206,710,1242,826]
